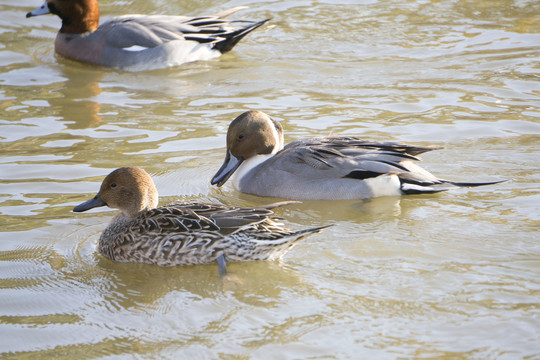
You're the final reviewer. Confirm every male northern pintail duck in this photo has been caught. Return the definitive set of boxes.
[26,0,267,71]
[211,111,503,200]
[73,167,328,275]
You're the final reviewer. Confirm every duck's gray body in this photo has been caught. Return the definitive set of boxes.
[212,111,503,200]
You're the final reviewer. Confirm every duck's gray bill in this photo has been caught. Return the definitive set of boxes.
[26,1,51,18]
[73,195,106,212]
[211,152,243,187]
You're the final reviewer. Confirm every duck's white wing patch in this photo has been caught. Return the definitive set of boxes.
[123,45,149,52]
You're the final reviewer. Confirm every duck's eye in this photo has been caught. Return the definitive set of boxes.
[238,133,245,140]
[110,183,117,188]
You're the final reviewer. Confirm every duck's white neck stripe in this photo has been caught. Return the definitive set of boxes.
[269,120,284,153]
[232,153,274,190]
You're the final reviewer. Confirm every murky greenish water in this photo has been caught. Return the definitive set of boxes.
[1,0,539,358]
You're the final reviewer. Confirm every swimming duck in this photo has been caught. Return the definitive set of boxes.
[73,167,328,275]
[26,0,268,71]
[211,111,503,200]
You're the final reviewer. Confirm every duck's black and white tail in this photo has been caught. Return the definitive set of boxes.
[212,19,269,53]
[400,179,506,195]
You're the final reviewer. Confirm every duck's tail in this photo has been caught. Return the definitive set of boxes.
[263,224,333,261]
[401,179,506,195]
[212,19,269,53]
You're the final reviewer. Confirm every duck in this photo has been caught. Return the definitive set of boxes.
[73,167,329,275]
[211,110,504,200]
[26,0,268,71]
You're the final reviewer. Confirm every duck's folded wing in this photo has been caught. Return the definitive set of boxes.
[272,141,444,185]
[99,16,191,49]
[100,14,259,50]
[277,142,418,171]
[279,141,502,192]
[131,205,221,234]
[168,202,277,236]
[285,137,441,156]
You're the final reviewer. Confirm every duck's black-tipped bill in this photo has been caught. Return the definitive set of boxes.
[26,1,51,18]
[73,195,107,212]
[211,151,244,187]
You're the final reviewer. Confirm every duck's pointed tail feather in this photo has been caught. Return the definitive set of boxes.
[284,224,334,247]
[401,179,506,195]
[445,180,507,188]
[212,19,269,53]
[295,224,334,237]
[263,224,333,261]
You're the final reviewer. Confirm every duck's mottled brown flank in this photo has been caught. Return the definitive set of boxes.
[73,167,330,273]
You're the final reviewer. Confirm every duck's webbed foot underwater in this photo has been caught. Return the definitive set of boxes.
[216,254,245,290]
[217,254,228,277]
